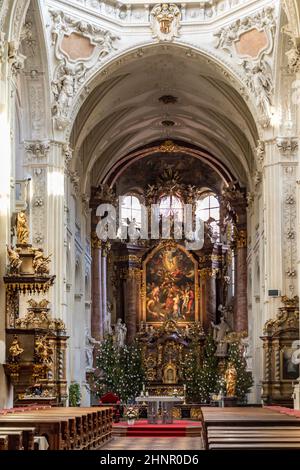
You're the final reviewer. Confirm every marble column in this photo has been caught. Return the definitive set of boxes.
[123,268,141,343]
[44,142,67,323]
[91,242,103,341]
[235,230,248,332]
[205,270,217,329]
[222,185,248,332]
[101,243,111,334]
[0,56,14,408]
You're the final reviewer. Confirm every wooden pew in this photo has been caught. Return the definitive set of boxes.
[201,407,300,450]
[0,430,23,450]
[0,426,35,450]
[0,416,69,450]
[0,406,113,450]
[0,435,9,451]
[38,407,112,449]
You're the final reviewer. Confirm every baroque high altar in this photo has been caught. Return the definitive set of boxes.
[0,0,300,410]
[89,157,250,396]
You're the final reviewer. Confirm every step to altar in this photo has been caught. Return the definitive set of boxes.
[113,419,202,437]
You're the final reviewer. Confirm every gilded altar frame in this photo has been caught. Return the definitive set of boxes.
[141,241,200,325]
[280,347,300,382]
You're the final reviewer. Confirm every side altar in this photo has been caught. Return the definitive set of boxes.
[3,211,68,406]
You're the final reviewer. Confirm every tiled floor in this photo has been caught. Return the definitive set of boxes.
[101,436,203,450]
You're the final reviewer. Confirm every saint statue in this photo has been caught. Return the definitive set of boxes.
[17,211,29,245]
[211,315,231,357]
[9,335,24,362]
[85,328,100,370]
[115,318,127,348]
[224,362,237,397]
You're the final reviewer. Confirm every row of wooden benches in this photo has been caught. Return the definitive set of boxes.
[0,407,113,450]
[200,407,300,450]
[206,426,300,449]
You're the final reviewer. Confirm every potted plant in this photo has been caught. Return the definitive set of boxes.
[124,406,139,425]
[68,382,81,407]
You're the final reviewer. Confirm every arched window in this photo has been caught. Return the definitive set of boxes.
[196,193,220,238]
[120,195,142,228]
[159,195,183,222]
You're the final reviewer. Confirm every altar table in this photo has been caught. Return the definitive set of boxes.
[136,395,184,424]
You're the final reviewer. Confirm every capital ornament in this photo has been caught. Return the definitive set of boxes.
[25,141,50,160]
[150,4,181,42]
[276,137,298,155]
[286,47,300,74]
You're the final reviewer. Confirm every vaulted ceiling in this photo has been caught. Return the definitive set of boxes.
[70,45,259,192]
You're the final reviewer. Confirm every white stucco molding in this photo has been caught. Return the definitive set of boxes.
[48,8,120,130]
[48,0,276,29]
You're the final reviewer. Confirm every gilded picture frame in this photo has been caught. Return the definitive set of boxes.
[142,241,199,325]
[280,347,300,381]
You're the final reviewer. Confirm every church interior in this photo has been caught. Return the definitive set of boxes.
[0,0,300,452]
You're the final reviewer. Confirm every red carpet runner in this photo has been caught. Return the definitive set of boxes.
[265,405,300,418]
[113,419,202,437]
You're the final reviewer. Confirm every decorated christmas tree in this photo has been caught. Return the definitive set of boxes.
[183,338,201,402]
[226,341,253,402]
[198,334,220,403]
[122,340,145,402]
[91,336,144,402]
[183,334,220,403]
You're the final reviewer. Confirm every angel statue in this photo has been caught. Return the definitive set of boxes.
[115,318,127,349]
[8,335,24,363]
[6,245,22,272]
[32,248,51,275]
[243,59,273,118]
[52,62,85,120]
[17,211,29,245]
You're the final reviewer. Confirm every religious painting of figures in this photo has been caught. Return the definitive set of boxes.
[143,244,198,323]
[281,348,300,381]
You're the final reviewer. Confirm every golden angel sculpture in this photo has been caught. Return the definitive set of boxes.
[224,362,237,397]
[35,335,53,364]
[17,211,30,245]
[6,245,22,272]
[8,336,24,363]
[32,248,51,275]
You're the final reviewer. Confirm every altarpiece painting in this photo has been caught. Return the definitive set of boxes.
[142,243,199,324]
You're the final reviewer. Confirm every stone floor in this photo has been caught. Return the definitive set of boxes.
[101,436,203,450]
